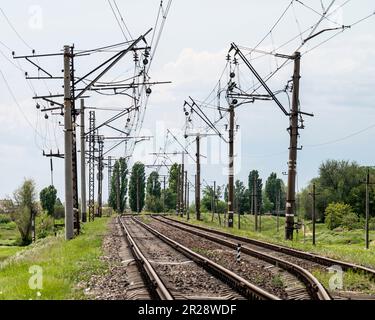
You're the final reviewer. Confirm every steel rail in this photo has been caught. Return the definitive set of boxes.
[153,216,331,300]
[131,216,280,300]
[159,215,375,280]
[118,216,173,300]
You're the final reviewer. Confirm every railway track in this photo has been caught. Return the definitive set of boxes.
[118,216,280,300]
[157,215,375,282]
[149,215,332,300]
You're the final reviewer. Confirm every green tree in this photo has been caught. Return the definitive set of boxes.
[129,162,146,213]
[146,171,162,212]
[233,180,249,214]
[11,179,38,245]
[147,171,161,198]
[165,163,179,210]
[39,185,57,216]
[265,173,285,212]
[300,160,375,221]
[201,184,223,212]
[108,157,128,213]
[248,170,263,213]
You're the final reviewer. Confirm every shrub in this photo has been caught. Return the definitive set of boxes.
[325,202,356,230]
[145,195,163,213]
[0,214,12,224]
[341,211,359,230]
[36,211,54,239]
[53,204,65,219]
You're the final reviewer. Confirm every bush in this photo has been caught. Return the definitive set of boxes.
[0,214,12,224]
[53,204,65,219]
[36,211,54,239]
[325,202,356,230]
[341,211,359,230]
[145,195,163,213]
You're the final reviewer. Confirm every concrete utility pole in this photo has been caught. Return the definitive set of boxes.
[88,111,96,221]
[180,154,185,217]
[276,189,281,233]
[196,136,201,220]
[80,99,87,222]
[184,171,188,216]
[364,168,375,249]
[228,103,235,228]
[176,165,180,215]
[187,181,190,220]
[50,158,54,186]
[285,52,301,241]
[97,137,104,217]
[116,168,120,213]
[108,156,112,203]
[309,183,319,246]
[136,174,140,214]
[253,175,258,232]
[163,175,166,214]
[64,45,74,240]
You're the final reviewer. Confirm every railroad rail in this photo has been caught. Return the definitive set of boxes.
[152,215,332,300]
[118,216,173,300]
[121,216,280,300]
[158,215,375,280]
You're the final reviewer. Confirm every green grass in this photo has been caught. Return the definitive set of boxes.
[0,217,110,300]
[172,212,375,269]
[0,221,19,246]
[0,246,24,262]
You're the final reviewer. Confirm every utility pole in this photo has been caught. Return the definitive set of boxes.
[176,164,180,215]
[309,183,320,246]
[285,52,301,241]
[253,175,258,232]
[184,171,188,216]
[187,181,190,220]
[276,189,281,233]
[228,103,235,228]
[80,99,87,222]
[49,158,54,186]
[116,168,120,213]
[180,155,185,217]
[163,175,166,214]
[364,168,375,249]
[196,136,201,220]
[64,45,74,240]
[136,174,140,214]
[97,137,104,217]
[108,156,112,205]
[88,111,96,221]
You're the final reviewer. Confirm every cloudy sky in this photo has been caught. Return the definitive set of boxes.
[0,0,374,202]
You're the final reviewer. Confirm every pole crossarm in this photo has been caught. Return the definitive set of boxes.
[229,42,290,116]
[75,28,152,99]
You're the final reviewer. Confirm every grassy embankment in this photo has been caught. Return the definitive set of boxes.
[171,212,375,294]
[0,217,110,300]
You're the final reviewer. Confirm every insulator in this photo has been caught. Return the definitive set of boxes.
[60,110,64,116]
[51,101,54,106]
[12,51,15,56]
[32,49,35,55]
[44,113,49,119]
[143,58,148,65]
[230,72,235,79]
[146,87,152,95]
[185,112,189,116]
[36,103,40,109]
[127,118,131,122]
[232,99,238,105]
